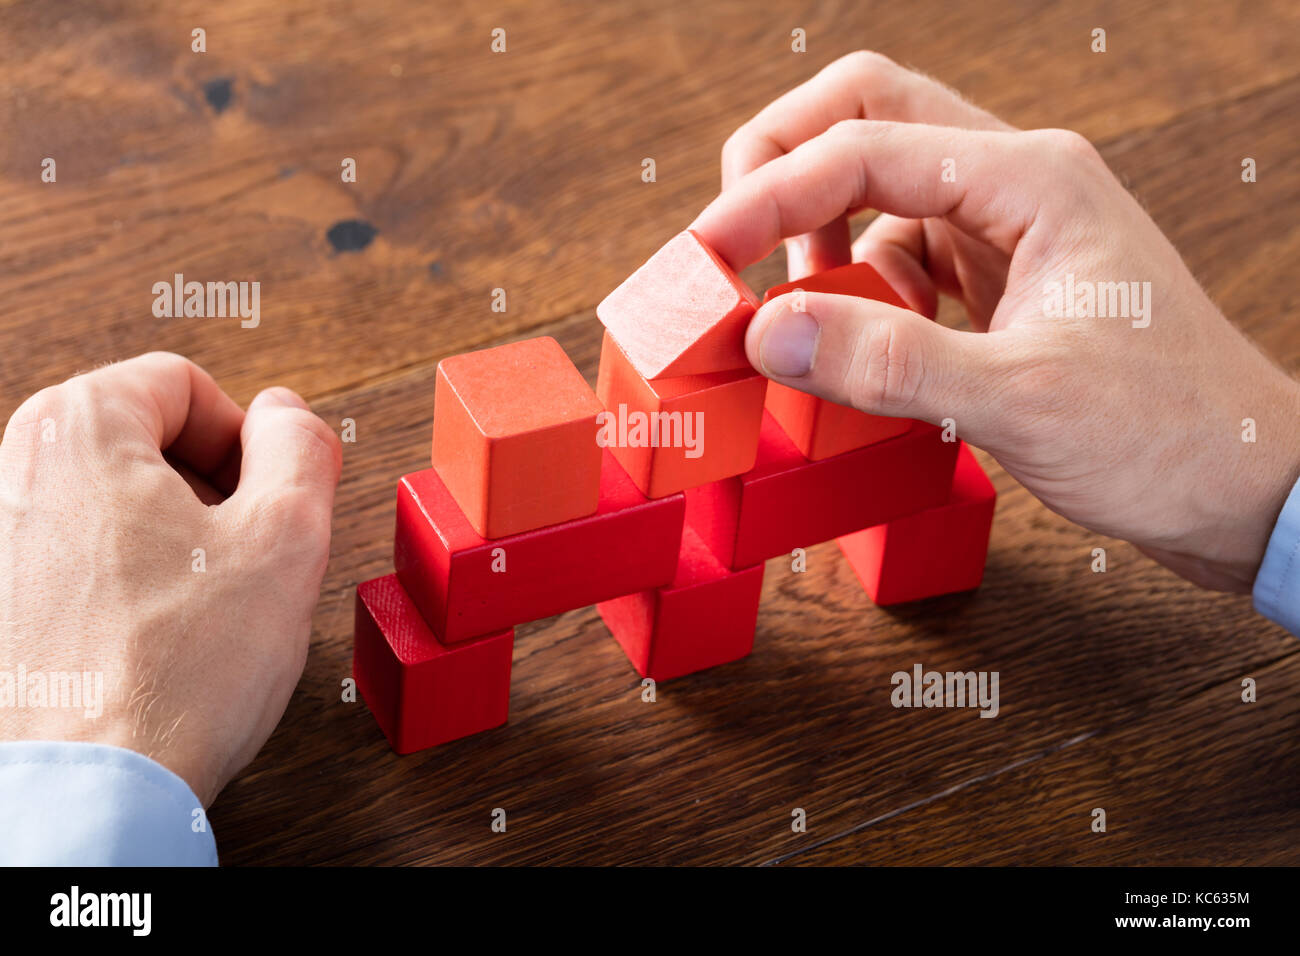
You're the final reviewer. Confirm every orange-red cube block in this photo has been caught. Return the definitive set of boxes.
[597,230,760,380]
[595,331,766,498]
[432,336,603,539]
[598,527,764,682]
[838,444,996,605]
[764,382,912,460]
[769,260,909,304]
[763,262,915,460]
[353,574,514,754]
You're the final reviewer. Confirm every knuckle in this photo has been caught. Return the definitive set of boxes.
[77,351,191,393]
[2,388,59,461]
[828,117,870,140]
[837,52,910,119]
[3,383,90,454]
[848,320,924,414]
[280,408,343,470]
[1019,129,1109,216]
[66,372,111,407]
[59,371,128,429]
[6,385,66,432]
[136,350,193,372]
[252,404,342,478]
[1031,127,1102,166]
[69,378,147,443]
[839,50,899,84]
[721,125,749,166]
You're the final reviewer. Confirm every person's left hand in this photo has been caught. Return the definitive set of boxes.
[0,352,341,806]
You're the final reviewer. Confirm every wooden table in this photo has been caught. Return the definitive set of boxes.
[2,0,1296,865]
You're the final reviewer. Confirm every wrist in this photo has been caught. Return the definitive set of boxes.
[1207,374,1300,590]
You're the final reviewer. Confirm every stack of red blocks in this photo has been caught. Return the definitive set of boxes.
[354,229,997,753]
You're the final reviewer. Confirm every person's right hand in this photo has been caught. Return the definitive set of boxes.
[691,51,1300,593]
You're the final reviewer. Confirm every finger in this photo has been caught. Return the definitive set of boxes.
[854,215,1013,331]
[694,121,1051,271]
[227,387,341,564]
[850,214,939,318]
[785,214,852,281]
[61,351,245,474]
[723,52,1013,286]
[745,290,1005,438]
[721,51,1013,188]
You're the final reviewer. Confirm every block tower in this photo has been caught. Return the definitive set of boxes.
[353,230,997,753]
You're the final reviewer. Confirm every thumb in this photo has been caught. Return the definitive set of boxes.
[746,291,1000,435]
[228,387,341,565]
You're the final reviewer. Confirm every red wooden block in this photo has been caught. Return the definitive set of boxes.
[598,527,764,681]
[596,230,760,380]
[432,336,604,539]
[595,331,767,498]
[396,449,685,643]
[837,444,996,605]
[685,411,958,569]
[353,573,513,754]
[764,382,912,461]
[767,261,910,306]
[763,262,915,460]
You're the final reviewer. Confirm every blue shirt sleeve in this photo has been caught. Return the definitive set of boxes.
[1254,473,1300,637]
[0,741,217,866]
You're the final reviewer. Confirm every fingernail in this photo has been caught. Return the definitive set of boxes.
[249,387,309,412]
[760,307,820,377]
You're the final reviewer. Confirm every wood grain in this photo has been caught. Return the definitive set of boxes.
[0,0,1296,864]
[777,654,1300,865]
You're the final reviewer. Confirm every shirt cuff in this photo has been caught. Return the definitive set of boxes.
[0,740,218,866]
[1253,472,1300,637]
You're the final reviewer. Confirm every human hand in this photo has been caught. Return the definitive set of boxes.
[692,52,1300,592]
[0,352,341,806]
